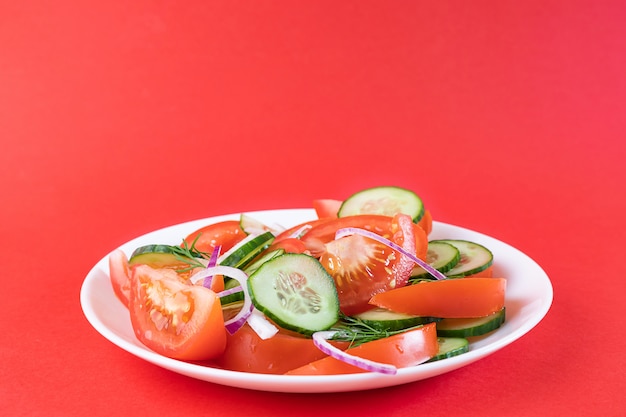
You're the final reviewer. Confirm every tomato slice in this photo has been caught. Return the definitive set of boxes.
[212,323,349,374]
[312,199,342,218]
[109,249,131,307]
[369,277,506,318]
[272,218,334,243]
[312,214,418,316]
[417,209,433,235]
[285,322,438,375]
[182,220,246,254]
[129,265,227,361]
[266,237,308,254]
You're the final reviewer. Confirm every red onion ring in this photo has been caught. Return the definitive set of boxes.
[312,331,397,375]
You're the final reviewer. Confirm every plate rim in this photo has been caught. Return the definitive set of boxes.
[80,208,553,393]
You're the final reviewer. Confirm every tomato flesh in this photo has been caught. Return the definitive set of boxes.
[369,277,506,318]
[183,220,245,254]
[109,249,131,307]
[212,324,349,374]
[315,214,417,316]
[129,265,226,361]
[286,322,438,375]
[312,199,342,218]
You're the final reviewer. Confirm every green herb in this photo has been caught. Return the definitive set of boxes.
[170,235,210,272]
[328,316,424,348]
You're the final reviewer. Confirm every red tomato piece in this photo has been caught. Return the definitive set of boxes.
[109,249,131,307]
[369,277,506,318]
[182,220,246,254]
[312,214,418,316]
[272,218,334,243]
[417,209,433,236]
[312,199,342,218]
[212,324,349,374]
[129,265,227,361]
[286,322,438,375]
[266,237,308,254]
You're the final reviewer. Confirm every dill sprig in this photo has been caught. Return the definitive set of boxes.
[328,315,423,348]
[169,235,210,272]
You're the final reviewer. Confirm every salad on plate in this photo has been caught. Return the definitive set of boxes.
[107,186,506,375]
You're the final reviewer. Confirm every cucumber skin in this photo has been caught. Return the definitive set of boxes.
[248,253,340,335]
[436,308,506,338]
[410,241,461,282]
[438,239,494,278]
[354,309,441,332]
[427,337,470,362]
[338,185,425,222]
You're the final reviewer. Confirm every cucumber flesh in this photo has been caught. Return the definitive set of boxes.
[436,308,506,337]
[352,308,440,332]
[427,337,470,362]
[247,253,340,335]
[436,239,494,277]
[244,249,285,275]
[410,241,461,282]
[128,244,203,272]
[338,186,425,222]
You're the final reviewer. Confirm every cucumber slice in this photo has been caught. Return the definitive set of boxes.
[436,308,506,337]
[239,213,281,235]
[219,231,275,270]
[218,278,245,305]
[220,249,287,305]
[128,244,203,270]
[243,249,285,275]
[352,308,440,332]
[427,337,470,362]
[410,241,461,281]
[338,185,425,222]
[436,239,493,277]
[248,253,340,335]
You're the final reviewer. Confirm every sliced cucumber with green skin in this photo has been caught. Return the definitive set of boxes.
[218,278,245,305]
[248,253,340,335]
[128,244,203,269]
[243,249,285,275]
[219,248,286,305]
[427,337,470,362]
[352,308,440,332]
[338,185,425,222]
[410,241,461,282]
[436,239,493,277]
[436,308,506,337]
[219,231,275,270]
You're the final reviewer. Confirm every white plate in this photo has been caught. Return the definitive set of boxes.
[80,209,553,393]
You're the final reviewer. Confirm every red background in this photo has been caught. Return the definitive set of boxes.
[2,1,625,416]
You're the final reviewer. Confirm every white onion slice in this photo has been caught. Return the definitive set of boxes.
[288,223,313,239]
[335,227,447,281]
[246,308,279,340]
[312,331,397,375]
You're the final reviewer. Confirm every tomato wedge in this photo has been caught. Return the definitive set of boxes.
[312,199,342,218]
[369,277,506,318]
[285,322,438,375]
[182,220,245,254]
[129,265,227,361]
[265,237,308,254]
[312,214,419,316]
[417,209,433,235]
[109,249,131,307]
[212,324,349,374]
